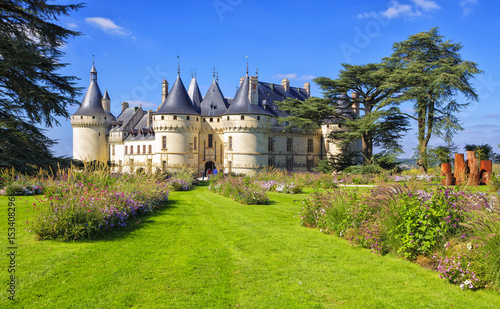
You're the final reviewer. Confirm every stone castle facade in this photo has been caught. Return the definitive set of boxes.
[71,63,361,175]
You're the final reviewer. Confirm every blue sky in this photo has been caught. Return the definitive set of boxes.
[47,0,500,158]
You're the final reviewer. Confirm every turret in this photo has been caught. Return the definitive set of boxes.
[102,89,111,113]
[71,62,114,161]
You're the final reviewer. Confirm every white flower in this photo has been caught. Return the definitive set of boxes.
[467,242,472,251]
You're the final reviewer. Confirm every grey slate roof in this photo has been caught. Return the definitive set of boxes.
[223,75,273,116]
[110,107,141,132]
[125,114,155,141]
[200,79,228,117]
[187,77,203,113]
[102,89,110,100]
[155,75,200,116]
[72,67,109,117]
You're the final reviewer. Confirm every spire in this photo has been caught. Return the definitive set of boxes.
[216,70,219,83]
[90,61,97,82]
[177,55,180,76]
[213,66,216,81]
[256,66,258,78]
[223,73,271,116]
[188,73,202,112]
[200,75,228,117]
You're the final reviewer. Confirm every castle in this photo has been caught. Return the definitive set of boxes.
[71,63,361,175]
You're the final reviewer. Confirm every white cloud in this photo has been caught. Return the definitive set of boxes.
[127,100,157,108]
[411,0,440,11]
[273,73,315,80]
[85,17,132,37]
[460,0,478,16]
[274,73,297,79]
[358,0,440,20]
[67,22,78,30]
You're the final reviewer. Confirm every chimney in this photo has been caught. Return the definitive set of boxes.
[162,79,169,104]
[281,78,290,92]
[147,110,153,127]
[351,92,360,114]
[303,82,311,97]
[121,102,129,113]
[239,77,245,87]
[249,76,259,105]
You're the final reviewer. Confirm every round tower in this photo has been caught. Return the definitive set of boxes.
[222,73,271,175]
[71,63,114,162]
[153,72,200,170]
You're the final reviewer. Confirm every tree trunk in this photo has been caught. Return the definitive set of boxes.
[361,134,373,164]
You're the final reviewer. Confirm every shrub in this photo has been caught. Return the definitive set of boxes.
[209,175,269,205]
[5,184,26,196]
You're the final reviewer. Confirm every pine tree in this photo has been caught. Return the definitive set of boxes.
[0,0,83,173]
[277,62,409,166]
[384,27,482,173]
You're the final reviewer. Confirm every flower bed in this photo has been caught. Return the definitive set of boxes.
[25,170,170,241]
[299,185,500,290]
[209,175,269,205]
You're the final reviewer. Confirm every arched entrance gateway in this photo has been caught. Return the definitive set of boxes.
[204,161,216,175]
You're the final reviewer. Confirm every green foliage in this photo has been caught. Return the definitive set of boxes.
[344,164,385,175]
[209,175,270,205]
[0,1,83,173]
[5,183,26,196]
[465,144,494,161]
[395,189,466,259]
[384,27,482,172]
[313,159,333,173]
[328,147,362,172]
[373,152,401,170]
[428,145,457,165]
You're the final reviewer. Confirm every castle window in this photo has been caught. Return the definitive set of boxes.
[326,142,330,152]
[228,136,232,150]
[203,118,206,122]
[149,145,152,154]
[307,139,313,153]
[93,116,95,119]
[162,136,167,149]
[268,158,274,168]
[196,117,199,121]
[257,116,260,121]
[194,137,197,150]
[112,145,115,156]
[208,134,213,148]
[241,115,245,120]
[227,116,230,120]
[125,146,128,155]
[210,118,213,122]
[327,125,329,128]
[217,118,220,122]
[99,132,101,136]
[81,116,83,119]
[173,115,177,120]
[105,117,107,120]
[143,145,146,154]
[130,146,133,154]
[287,138,293,152]
[187,116,190,120]
[268,137,274,152]
[137,145,140,154]
[161,116,164,120]
[162,160,166,171]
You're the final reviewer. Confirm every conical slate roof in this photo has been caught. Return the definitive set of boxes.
[102,88,110,100]
[73,65,108,117]
[155,75,200,115]
[187,77,202,113]
[223,74,272,116]
[200,78,228,117]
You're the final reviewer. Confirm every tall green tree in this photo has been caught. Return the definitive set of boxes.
[0,0,83,173]
[277,62,409,165]
[384,27,482,173]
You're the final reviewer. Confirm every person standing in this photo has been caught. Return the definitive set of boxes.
[213,167,218,176]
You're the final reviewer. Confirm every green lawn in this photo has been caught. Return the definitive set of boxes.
[1,183,499,308]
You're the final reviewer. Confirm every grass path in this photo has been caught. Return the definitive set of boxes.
[1,184,499,308]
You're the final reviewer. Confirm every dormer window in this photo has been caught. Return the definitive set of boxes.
[257,116,260,121]
[210,118,213,122]
[161,116,164,120]
[241,116,245,120]
[173,115,177,120]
